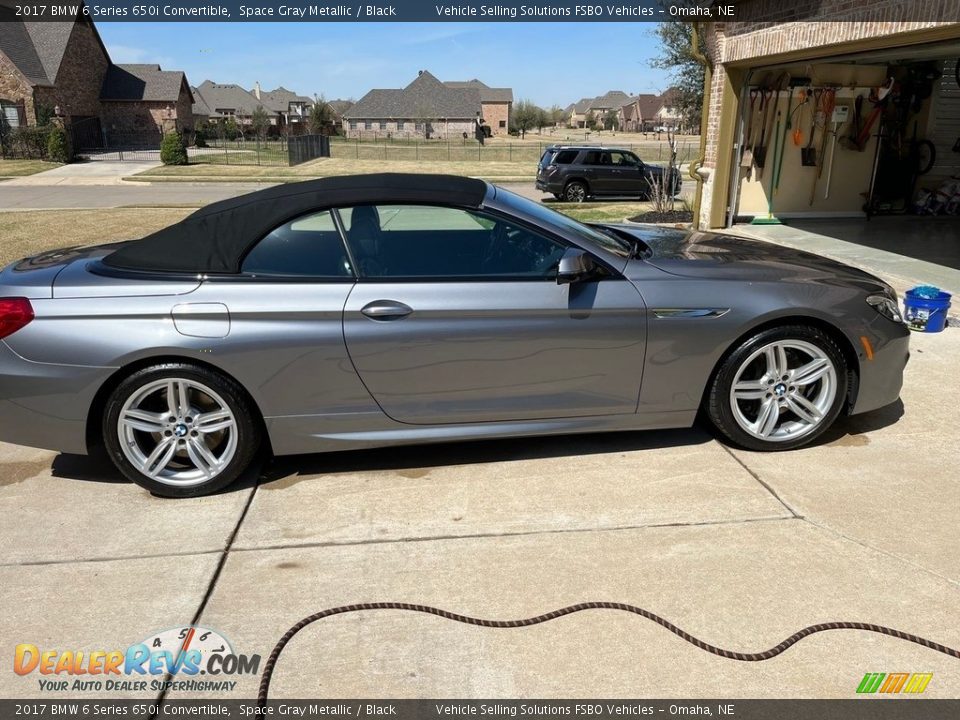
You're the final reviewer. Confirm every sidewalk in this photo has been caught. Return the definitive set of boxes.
[1,160,161,186]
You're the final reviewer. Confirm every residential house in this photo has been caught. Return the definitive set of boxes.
[697,2,960,232]
[251,82,314,132]
[190,81,264,128]
[100,64,194,147]
[443,79,513,134]
[343,70,513,138]
[618,90,684,133]
[326,99,353,125]
[566,91,632,128]
[0,4,192,150]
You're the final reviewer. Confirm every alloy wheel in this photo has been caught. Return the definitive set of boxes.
[117,378,238,487]
[728,339,838,442]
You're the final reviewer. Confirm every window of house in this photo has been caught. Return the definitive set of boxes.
[498,120,506,128]
[397,120,405,130]
[364,120,372,130]
[242,210,353,278]
[349,120,357,130]
[379,121,387,130]
[336,205,566,280]
[414,122,423,132]
[1,101,23,129]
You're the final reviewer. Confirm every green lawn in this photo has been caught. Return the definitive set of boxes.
[0,159,61,177]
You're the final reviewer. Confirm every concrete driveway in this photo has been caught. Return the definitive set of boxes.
[1,323,958,700]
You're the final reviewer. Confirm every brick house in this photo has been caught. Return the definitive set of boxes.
[619,94,662,132]
[697,2,960,231]
[251,82,314,133]
[566,91,632,128]
[0,4,192,150]
[100,64,194,148]
[343,70,513,139]
[190,81,265,128]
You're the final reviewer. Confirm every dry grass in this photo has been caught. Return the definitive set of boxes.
[0,159,61,177]
[0,209,192,266]
[132,157,535,182]
[549,202,658,224]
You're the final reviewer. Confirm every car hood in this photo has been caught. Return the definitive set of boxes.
[609,225,890,292]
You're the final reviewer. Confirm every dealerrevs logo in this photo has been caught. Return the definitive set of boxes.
[13,626,260,693]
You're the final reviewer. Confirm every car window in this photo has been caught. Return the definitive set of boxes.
[582,150,601,165]
[610,151,637,166]
[554,150,578,164]
[337,204,567,280]
[538,149,557,169]
[242,210,354,278]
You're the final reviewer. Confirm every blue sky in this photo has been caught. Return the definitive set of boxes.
[96,22,669,106]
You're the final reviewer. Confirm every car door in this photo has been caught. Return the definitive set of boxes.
[609,150,647,196]
[580,150,618,195]
[339,204,647,425]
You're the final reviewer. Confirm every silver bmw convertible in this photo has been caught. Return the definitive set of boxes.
[0,174,909,497]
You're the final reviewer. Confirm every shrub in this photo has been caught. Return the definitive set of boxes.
[194,127,208,147]
[46,125,70,163]
[160,131,188,165]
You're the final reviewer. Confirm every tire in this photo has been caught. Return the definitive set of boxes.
[563,180,588,203]
[706,325,848,451]
[103,363,261,497]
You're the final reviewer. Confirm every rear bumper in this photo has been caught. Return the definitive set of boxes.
[0,341,109,454]
[849,320,910,416]
[536,178,562,193]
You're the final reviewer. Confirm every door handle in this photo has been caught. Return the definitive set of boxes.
[361,300,413,320]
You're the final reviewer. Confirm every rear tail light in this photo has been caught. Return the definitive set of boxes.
[0,298,35,339]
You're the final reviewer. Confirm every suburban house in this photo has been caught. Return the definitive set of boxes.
[566,91,632,128]
[618,89,684,133]
[251,82,314,131]
[0,4,192,150]
[99,64,194,147]
[326,99,354,125]
[696,2,960,242]
[343,70,513,138]
[190,81,264,127]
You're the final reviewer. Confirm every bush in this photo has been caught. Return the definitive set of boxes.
[160,131,188,165]
[194,127,208,148]
[46,125,70,163]
[5,126,50,158]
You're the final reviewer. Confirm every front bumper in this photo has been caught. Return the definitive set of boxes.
[0,341,109,454]
[849,318,911,416]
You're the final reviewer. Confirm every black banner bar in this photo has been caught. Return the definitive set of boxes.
[2,700,960,720]
[3,0,959,23]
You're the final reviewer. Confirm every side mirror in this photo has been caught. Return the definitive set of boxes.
[557,248,597,285]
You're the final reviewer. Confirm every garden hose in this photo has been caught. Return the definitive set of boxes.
[257,601,960,704]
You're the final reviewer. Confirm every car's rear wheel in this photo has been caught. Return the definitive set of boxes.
[564,180,588,203]
[103,363,260,497]
[706,325,848,451]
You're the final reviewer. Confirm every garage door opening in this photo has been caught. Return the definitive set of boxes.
[727,39,960,286]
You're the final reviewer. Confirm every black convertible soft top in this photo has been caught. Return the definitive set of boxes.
[102,174,489,274]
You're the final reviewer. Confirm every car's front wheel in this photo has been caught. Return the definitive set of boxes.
[706,326,848,451]
[103,363,261,497]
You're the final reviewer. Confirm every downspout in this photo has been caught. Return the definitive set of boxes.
[688,21,713,228]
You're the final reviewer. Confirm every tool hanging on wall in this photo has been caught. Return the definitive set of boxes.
[809,89,837,205]
[755,73,790,176]
[774,88,797,197]
[753,87,774,172]
[823,104,849,200]
[792,89,808,146]
[740,88,761,177]
[801,88,824,166]
[751,110,784,225]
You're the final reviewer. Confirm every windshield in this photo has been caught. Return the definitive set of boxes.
[491,186,632,258]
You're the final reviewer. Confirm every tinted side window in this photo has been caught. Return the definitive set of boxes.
[338,205,566,280]
[242,211,353,278]
[554,150,578,164]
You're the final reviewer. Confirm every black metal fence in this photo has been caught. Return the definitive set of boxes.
[288,134,330,165]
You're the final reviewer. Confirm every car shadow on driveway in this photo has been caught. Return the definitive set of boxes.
[259,426,714,488]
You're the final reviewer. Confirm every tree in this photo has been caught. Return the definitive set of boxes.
[309,95,335,135]
[603,109,619,131]
[650,22,705,131]
[46,125,70,163]
[584,110,598,131]
[223,117,239,141]
[160,131,187,165]
[509,99,543,138]
[251,105,270,140]
[548,105,567,127]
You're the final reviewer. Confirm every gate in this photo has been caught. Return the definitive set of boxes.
[288,134,330,165]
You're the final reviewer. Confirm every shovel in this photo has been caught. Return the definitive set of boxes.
[740,88,760,175]
[753,88,774,171]
[801,89,823,166]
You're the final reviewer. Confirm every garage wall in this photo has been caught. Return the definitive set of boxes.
[928,58,960,187]
[736,64,887,218]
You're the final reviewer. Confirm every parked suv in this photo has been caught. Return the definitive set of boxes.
[536,146,681,202]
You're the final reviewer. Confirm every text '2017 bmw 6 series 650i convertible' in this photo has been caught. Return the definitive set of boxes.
[0,174,909,496]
